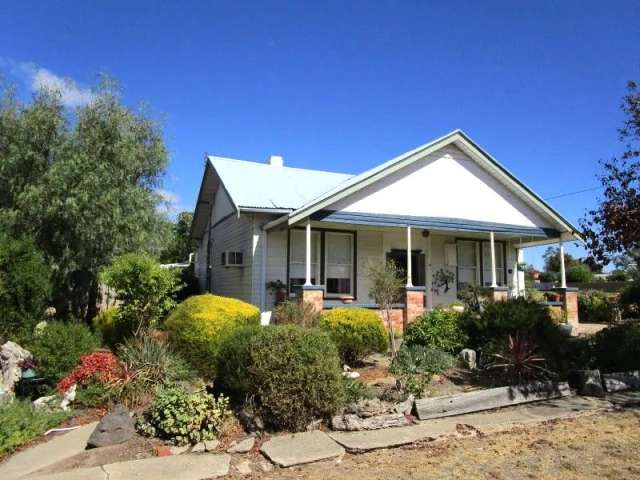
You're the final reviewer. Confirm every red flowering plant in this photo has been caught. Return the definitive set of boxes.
[57,351,128,394]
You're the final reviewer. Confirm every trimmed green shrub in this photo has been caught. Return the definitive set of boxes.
[273,301,320,327]
[29,320,100,384]
[0,236,52,341]
[100,253,181,336]
[404,308,467,354]
[566,264,594,282]
[0,399,72,458]
[92,307,132,349]
[578,290,618,324]
[618,276,640,319]
[592,322,640,372]
[390,344,455,397]
[217,325,345,431]
[215,325,262,402]
[164,294,260,378]
[320,308,388,363]
[137,385,230,445]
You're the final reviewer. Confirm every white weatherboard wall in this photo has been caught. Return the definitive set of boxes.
[330,145,551,229]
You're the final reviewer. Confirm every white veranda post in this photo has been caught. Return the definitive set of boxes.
[490,231,497,288]
[304,218,312,286]
[559,240,567,288]
[406,225,413,288]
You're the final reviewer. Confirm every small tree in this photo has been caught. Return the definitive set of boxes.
[366,260,404,358]
[100,253,181,336]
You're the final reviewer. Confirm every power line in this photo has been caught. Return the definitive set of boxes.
[544,186,603,200]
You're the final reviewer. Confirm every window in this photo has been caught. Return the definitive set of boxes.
[325,232,354,296]
[386,250,425,287]
[288,230,321,294]
[482,241,505,287]
[221,251,244,266]
[456,240,478,290]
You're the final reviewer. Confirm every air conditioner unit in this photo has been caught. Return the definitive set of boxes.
[221,251,244,267]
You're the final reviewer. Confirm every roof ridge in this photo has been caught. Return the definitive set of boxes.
[208,155,353,177]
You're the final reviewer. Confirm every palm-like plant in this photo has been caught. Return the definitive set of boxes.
[489,332,554,384]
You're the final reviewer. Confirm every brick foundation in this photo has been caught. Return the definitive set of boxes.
[404,287,425,329]
[375,308,404,333]
[554,288,579,332]
[299,286,324,313]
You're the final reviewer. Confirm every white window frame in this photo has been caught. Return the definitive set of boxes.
[288,230,321,295]
[456,240,480,289]
[324,231,355,297]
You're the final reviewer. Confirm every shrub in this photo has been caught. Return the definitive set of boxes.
[215,325,262,402]
[343,378,375,404]
[566,264,594,283]
[92,308,133,349]
[0,236,52,341]
[29,321,100,384]
[460,298,566,369]
[609,269,630,282]
[390,344,455,397]
[618,276,640,319]
[320,308,388,363]
[488,333,553,384]
[0,399,72,458]
[273,301,320,327]
[578,290,618,324]
[165,294,260,378]
[56,351,126,394]
[404,308,467,354]
[137,385,230,445]
[100,253,181,336]
[217,325,345,431]
[592,322,640,372]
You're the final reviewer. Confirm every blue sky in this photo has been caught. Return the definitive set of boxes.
[1,1,638,269]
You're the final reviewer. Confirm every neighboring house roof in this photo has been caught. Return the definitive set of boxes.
[208,156,353,210]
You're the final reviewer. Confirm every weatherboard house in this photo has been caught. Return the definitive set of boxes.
[191,130,580,329]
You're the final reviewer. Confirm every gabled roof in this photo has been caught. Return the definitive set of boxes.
[284,130,580,236]
[208,156,353,210]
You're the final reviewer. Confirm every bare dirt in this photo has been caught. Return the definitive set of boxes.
[231,409,640,480]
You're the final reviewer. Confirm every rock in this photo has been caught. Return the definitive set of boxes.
[155,445,172,457]
[393,394,415,415]
[260,430,345,467]
[59,384,76,411]
[343,371,361,379]
[33,394,58,409]
[170,445,189,455]
[191,442,206,453]
[1,341,32,393]
[236,460,252,475]
[306,419,322,431]
[345,398,392,418]
[204,439,220,451]
[238,407,265,432]
[459,349,477,370]
[227,436,255,453]
[572,370,605,397]
[258,460,274,472]
[86,404,135,448]
[602,371,640,392]
[331,412,410,431]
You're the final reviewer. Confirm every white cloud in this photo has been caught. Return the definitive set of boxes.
[1,58,95,108]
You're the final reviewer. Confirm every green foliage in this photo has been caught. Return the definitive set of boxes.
[137,385,230,445]
[164,294,260,378]
[217,325,345,431]
[618,276,640,319]
[578,290,618,324]
[343,378,375,404]
[0,80,169,321]
[0,236,51,340]
[92,308,132,349]
[390,344,455,397]
[460,298,566,369]
[404,309,467,354]
[566,264,594,282]
[0,399,72,458]
[175,265,201,302]
[457,284,489,315]
[74,381,110,408]
[100,253,181,336]
[608,269,630,282]
[29,320,100,384]
[273,301,320,327]
[488,333,553,384]
[214,325,262,402]
[592,322,640,372]
[159,211,196,264]
[320,308,388,363]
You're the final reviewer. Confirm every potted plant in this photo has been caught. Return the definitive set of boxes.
[266,280,287,305]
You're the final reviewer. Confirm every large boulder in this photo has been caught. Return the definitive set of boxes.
[1,341,32,393]
[87,404,135,448]
[570,369,605,397]
[459,349,477,370]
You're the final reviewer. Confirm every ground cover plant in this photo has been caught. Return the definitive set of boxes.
[320,308,388,364]
[390,344,456,397]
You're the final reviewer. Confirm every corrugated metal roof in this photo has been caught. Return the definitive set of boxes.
[208,156,353,210]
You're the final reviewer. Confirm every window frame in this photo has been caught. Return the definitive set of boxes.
[286,227,357,299]
[455,238,507,289]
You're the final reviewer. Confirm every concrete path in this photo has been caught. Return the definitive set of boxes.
[260,431,344,467]
[330,396,612,452]
[26,454,231,480]
[0,422,98,480]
